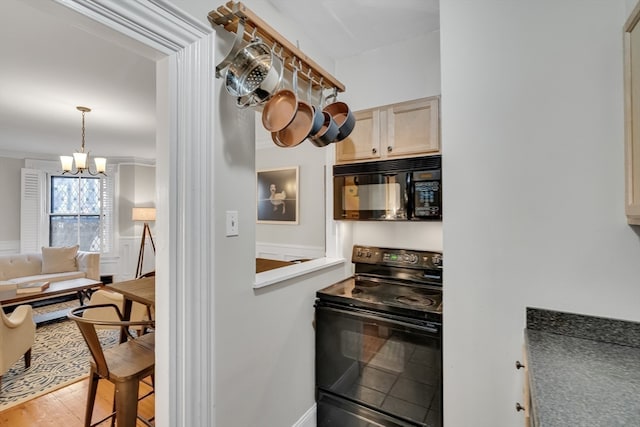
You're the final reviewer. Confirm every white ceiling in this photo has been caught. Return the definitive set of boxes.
[0,0,158,162]
[265,0,440,59]
[0,0,438,162]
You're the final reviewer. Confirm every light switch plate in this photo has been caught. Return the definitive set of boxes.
[226,211,239,236]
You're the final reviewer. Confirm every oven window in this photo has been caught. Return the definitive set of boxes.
[316,307,441,426]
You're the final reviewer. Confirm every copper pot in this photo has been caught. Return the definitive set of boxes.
[272,66,315,147]
[309,89,339,147]
[310,111,340,147]
[323,92,355,142]
[306,76,324,137]
[262,61,299,132]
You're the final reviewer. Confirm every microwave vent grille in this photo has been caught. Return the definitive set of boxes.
[333,155,441,176]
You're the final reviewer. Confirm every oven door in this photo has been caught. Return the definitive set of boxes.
[315,302,442,427]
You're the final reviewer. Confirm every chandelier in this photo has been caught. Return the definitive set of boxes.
[60,106,106,176]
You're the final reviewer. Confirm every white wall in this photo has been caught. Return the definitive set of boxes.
[205,3,348,426]
[211,48,347,427]
[337,32,441,111]
[0,157,22,247]
[117,163,156,279]
[441,1,639,425]
[256,129,327,257]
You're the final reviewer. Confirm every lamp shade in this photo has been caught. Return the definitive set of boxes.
[60,156,74,172]
[94,157,107,173]
[132,207,156,222]
[73,151,88,169]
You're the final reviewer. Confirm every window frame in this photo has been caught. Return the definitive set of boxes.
[48,174,104,252]
[21,159,117,256]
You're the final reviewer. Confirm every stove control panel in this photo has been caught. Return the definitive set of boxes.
[352,245,443,269]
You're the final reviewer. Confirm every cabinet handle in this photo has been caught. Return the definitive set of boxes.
[387,146,392,152]
[515,360,525,370]
[372,148,377,154]
[515,402,525,412]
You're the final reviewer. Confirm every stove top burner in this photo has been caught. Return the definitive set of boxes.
[394,295,438,309]
[318,276,442,317]
[411,288,441,298]
[355,281,381,288]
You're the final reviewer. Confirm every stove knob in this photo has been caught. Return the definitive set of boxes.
[366,252,372,258]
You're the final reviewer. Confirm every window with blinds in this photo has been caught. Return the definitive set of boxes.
[20,166,115,254]
[49,176,102,251]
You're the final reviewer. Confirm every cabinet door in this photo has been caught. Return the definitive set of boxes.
[517,345,532,427]
[625,4,640,224]
[386,97,440,158]
[335,109,380,163]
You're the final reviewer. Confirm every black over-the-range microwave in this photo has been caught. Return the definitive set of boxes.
[333,155,442,221]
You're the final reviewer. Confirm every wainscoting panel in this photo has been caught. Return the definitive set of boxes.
[119,236,155,281]
[0,240,19,255]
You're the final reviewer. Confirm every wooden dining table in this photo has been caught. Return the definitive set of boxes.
[108,276,155,314]
[107,276,155,342]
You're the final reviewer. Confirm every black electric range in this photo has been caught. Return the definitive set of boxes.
[316,245,443,323]
[315,245,443,427]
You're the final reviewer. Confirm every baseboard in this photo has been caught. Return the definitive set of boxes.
[292,404,316,427]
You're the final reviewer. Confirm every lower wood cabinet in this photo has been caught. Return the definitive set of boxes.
[624,3,640,224]
[516,347,532,427]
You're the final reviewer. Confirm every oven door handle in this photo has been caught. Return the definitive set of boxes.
[317,304,440,335]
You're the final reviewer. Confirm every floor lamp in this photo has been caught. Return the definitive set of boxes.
[132,207,156,279]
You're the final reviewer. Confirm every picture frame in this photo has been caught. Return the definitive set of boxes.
[256,166,299,224]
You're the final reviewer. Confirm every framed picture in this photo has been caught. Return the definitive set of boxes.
[257,166,299,224]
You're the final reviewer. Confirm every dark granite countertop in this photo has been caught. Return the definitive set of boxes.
[525,308,640,427]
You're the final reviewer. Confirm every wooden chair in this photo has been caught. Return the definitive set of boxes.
[68,304,155,427]
[85,289,153,336]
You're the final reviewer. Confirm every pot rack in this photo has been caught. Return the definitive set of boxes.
[208,1,346,93]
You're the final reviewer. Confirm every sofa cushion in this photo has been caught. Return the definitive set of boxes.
[41,245,79,274]
[0,253,42,281]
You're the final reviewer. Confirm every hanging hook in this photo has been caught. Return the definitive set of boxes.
[305,68,314,86]
[215,18,247,78]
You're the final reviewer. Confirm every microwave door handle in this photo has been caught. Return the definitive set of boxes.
[406,172,413,219]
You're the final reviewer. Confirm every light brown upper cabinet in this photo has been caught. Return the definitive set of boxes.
[336,96,440,164]
[624,3,640,225]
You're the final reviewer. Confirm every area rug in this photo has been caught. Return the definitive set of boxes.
[0,301,120,412]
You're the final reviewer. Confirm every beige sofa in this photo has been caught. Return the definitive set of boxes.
[0,248,100,287]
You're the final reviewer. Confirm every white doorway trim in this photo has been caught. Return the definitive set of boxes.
[48,1,216,426]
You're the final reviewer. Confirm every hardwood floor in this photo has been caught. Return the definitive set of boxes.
[0,377,154,426]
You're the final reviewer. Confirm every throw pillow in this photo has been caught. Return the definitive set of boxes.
[41,245,79,274]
